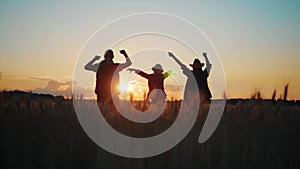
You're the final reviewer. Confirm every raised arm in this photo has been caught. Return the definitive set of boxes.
[168,52,190,74]
[84,55,101,72]
[118,50,132,70]
[168,52,185,68]
[203,52,212,74]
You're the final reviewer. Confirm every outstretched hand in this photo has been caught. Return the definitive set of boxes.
[120,49,127,55]
[202,52,208,58]
[127,68,138,73]
[94,55,101,60]
[120,49,129,58]
[168,52,175,58]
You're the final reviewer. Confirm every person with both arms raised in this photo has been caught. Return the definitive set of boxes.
[84,49,132,103]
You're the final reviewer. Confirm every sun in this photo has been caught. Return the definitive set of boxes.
[118,82,130,93]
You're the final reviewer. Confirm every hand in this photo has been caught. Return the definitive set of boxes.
[202,52,207,58]
[94,55,101,60]
[168,52,175,57]
[127,68,138,73]
[120,49,127,55]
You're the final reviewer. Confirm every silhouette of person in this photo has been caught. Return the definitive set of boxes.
[168,52,212,103]
[85,49,132,102]
[128,64,171,102]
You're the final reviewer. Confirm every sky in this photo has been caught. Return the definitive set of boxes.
[0,0,299,100]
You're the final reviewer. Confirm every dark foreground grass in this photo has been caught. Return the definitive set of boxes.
[0,91,299,169]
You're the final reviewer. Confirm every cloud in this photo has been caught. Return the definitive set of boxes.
[33,80,72,97]
[32,79,93,99]
[30,77,52,81]
[30,76,75,82]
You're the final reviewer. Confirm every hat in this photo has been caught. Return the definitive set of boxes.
[104,49,114,59]
[189,59,204,68]
[152,64,164,72]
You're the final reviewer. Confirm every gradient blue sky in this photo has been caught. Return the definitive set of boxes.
[0,0,299,99]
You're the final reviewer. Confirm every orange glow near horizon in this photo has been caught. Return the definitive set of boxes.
[1,76,300,100]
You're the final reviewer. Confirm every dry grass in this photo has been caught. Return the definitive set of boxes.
[0,91,299,169]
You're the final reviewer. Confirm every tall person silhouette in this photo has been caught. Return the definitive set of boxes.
[85,49,132,103]
[168,52,212,103]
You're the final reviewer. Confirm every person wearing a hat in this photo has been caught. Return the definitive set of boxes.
[128,64,171,102]
[84,49,132,103]
[168,52,212,102]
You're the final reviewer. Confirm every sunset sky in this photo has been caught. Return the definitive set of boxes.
[0,0,299,100]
